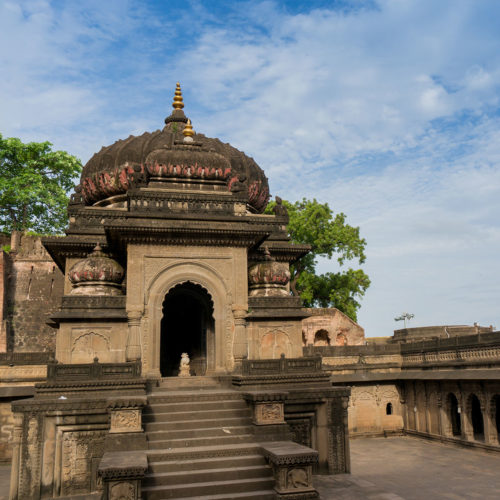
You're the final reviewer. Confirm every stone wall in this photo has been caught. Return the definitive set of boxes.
[349,383,404,436]
[1,233,64,353]
[302,308,365,346]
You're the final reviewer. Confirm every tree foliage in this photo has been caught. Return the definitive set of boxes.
[0,134,82,234]
[266,198,370,321]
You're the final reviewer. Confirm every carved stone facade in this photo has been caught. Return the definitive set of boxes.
[4,86,353,499]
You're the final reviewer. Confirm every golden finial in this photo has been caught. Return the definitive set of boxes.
[172,82,184,110]
[183,119,194,137]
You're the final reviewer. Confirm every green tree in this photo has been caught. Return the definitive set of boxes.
[266,198,370,321]
[0,134,82,234]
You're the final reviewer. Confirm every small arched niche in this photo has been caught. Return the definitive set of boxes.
[314,329,331,346]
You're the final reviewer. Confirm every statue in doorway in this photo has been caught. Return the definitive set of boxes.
[179,352,191,377]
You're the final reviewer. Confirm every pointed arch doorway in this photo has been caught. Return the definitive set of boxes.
[160,282,214,377]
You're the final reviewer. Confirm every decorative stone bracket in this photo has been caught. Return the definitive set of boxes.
[98,451,147,500]
[244,391,288,425]
[261,441,319,499]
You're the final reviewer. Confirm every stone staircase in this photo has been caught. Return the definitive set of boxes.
[141,377,276,499]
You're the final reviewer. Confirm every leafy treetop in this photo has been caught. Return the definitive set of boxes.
[0,134,82,235]
[266,198,370,322]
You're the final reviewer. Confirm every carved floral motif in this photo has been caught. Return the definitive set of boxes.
[110,481,135,500]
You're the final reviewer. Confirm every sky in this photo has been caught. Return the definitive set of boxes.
[1,0,499,337]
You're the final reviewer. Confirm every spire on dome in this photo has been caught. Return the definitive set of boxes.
[172,82,184,110]
[165,82,189,125]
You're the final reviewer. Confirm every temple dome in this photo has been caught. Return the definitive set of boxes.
[68,245,124,296]
[79,84,270,213]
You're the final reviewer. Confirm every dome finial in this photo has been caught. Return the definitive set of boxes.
[183,119,195,142]
[172,82,184,110]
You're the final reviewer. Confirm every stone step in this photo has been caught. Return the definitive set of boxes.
[146,443,263,463]
[145,399,247,413]
[147,391,245,405]
[148,387,241,399]
[149,454,266,473]
[165,490,276,500]
[143,465,272,487]
[147,425,253,441]
[145,417,253,432]
[148,433,255,450]
[142,477,275,500]
[155,376,221,390]
[144,407,250,423]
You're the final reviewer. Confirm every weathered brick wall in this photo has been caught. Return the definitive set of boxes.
[4,233,64,353]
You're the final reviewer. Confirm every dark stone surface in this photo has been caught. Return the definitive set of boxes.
[98,451,147,479]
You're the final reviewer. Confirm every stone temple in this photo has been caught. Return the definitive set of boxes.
[2,84,500,500]
[6,84,350,499]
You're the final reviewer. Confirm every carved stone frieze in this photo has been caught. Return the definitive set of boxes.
[110,409,142,433]
[254,402,285,425]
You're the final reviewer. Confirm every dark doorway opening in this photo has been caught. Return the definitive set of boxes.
[470,394,484,441]
[160,282,214,377]
[448,393,461,436]
[386,403,393,415]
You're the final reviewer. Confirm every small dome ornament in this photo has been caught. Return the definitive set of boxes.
[248,247,291,297]
[68,245,124,296]
[183,119,195,143]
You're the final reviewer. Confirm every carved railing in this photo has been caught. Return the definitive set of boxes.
[0,351,53,365]
[303,344,400,357]
[47,360,142,381]
[241,355,322,375]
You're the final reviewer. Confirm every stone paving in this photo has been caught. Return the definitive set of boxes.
[2,437,500,499]
[314,436,500,499]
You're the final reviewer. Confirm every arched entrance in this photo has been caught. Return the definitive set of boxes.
[447,393,461,436]
[469,394,484,441]
[160,282,214,377]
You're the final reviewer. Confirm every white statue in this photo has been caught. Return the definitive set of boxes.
[178,352,191,377]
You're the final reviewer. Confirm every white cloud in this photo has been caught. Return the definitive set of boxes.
[1,0,499,336]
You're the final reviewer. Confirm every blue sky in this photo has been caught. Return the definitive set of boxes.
[1,0,500,337]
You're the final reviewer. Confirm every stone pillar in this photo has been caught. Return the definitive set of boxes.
[460,397,472,441]
[261,442,319,499]
[482,399,493,445]
[126,310,142,362]
[487,398,499,445]
[437,392,446,438]
[105,396,148,452]
[9,413,23,500]
[413,382,419,432]
[244,391,290,442]
[99,451,147,500]
[232,305,247,371]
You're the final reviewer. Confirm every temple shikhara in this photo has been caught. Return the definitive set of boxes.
[2,84,500,500]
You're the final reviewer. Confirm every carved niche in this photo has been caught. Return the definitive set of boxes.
[71,330,111,363]
[61,430,106,495]
[260,329,291,359]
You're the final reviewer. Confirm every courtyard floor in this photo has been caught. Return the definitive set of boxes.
[1,436,499,499]
[314,436,500,499]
